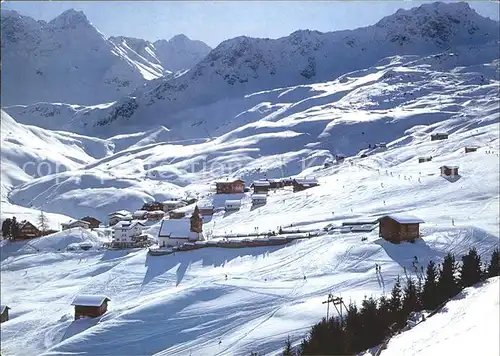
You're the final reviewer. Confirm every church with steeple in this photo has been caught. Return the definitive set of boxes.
[157,206,205,247]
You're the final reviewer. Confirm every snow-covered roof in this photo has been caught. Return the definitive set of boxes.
[108,210,131,217]
[163,200,185,206]
[252,180,271,187]
[71,295,110,307]
[1,305,9,314]
[383,214,425,224]
[252,194,268,200]
[158,219,196,239]
[225,200,242,206]
[216,179,245,184]
[133,210,148,217]
[147,210,164,215]
[62,220,91,227]
[440,165,459,169]
[112,220,145,230]
[293,178,318,185]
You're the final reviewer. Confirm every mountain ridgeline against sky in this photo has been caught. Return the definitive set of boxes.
[7,1,497,135]
[0,9,212,106]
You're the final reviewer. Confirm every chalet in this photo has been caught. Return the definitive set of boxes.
[440,165,459,177]
[465,146,478,153]
[252,194,267,205]
[335,154,346,163]
[378,214,424,243]
[169,210,186,219]
[158,206,204,247]
[251,180,271,193]
[142,201,164,212]
[61,220,91,231]
[146,210,165,221]
[268,179,285,189]
[16,221,41,240]
[71,295,110,320]
[198,205,214,216]
[431,132,449,141]
[282,178,294,187]
[292,178,319,192]
[112,220,145,248]
[132,210,148,220]
[162,200,187,212]
[225,200,242,211]
[215,179,245,194]
[108,210,132,226]
[80,216,101,229]
[418,156,433,163]
[1,305,10,323]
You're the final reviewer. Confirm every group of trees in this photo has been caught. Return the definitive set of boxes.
[1,216,19,239]
[282,247,499,356]
[1,211,49,240]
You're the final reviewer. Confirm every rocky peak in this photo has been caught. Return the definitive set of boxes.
[48,9,92,29]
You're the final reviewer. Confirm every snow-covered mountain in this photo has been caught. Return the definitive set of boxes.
[1,2,499,355]
[1,9,211,106]
[32,1,494,134]
[153,34,212,73]
[109,34,212,75]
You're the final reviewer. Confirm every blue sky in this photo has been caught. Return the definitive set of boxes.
[2,1,499,47]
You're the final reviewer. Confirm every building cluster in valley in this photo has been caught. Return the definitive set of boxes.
[0,129,488,322]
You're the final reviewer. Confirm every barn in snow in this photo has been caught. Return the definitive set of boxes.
[378,214,424,243]
[71,295,110,320]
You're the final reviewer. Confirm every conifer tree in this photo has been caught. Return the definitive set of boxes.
[460,247,484,288]
[437,253,460,304]
[344,302,361,353]
[421,260,439,310]
[377,295,393,338]
[359,296,381,350]
[487,248,500,278]
[402,277,420,320]
[38,210,49,235]
[389,276,403,327]
[282,336,293,356]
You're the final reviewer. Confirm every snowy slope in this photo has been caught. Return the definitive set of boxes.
[1,2,499,355]
[0,9,211,106]
[2,58,499,353]
[381,277,499,356]
[0,110,114,228]
[5,42,499,223]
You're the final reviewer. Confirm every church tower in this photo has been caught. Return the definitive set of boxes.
[190,206,203,233]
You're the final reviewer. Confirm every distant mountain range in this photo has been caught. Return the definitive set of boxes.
[2,2,499,137]
[0,9,212,106]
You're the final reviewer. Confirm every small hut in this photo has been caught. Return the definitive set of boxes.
[225,200,242,211]
[252,194,267,205]
[292,178,319,192]
[431,132,449,141]
[251,181,271,193]
[418,156,432,163]
[464,147,478,153]
[1,305,10,323]
[379,214,424,243]
[169,210,186,219]
[440,165,459,177]
[81,216,101,229]
[71,295,110,320]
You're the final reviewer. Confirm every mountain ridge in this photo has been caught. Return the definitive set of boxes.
[0,8,212,106]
